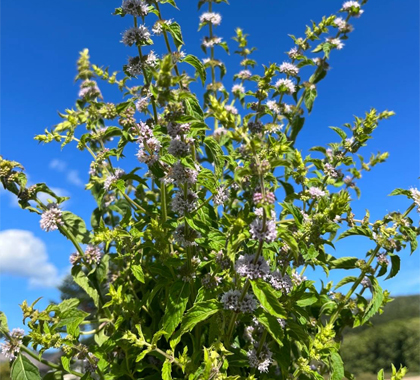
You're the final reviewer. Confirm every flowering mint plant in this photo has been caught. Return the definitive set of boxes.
[1,0,418,379]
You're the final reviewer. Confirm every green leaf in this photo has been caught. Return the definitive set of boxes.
[170,299,221,349]
[296,293,318,307]
[290,116,305,143]
[389,188,411,197]
[167,22,183,48]
[330,352,345,380]
[337,226,372,241]
[377,369,385,380]
[386,254,400,280]
[250,280,286,318]
[62,211,90,244]
[71,266,100,307]
[131,265,145,283]
[56,308,89,336]
[161,281,190,339]
[0,311,9,334]
[330,126,347,140]
[330,257,358,269]
[162,360,172,380]
[255,309,284,347]
[204,137,224,177]
[362,277,384,324]
[304,86,317,114]
[334,276,357,290]
[183,55,206,85]
[11,354,41,380]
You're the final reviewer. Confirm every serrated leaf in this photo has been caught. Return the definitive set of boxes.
[330,126,347,140]
[330,257,358,269]
[162,360,172,380]
[183,55,206,85]
[62,211,90,244]
[56,308,89,336]
[385,254,400,280]
[131,265,145,283]
[331,352,345,380]
[334,276,357,290]
[170,299,221,349]
[161,281,190,340]
[167,22,183,48]
[11,354,41,380]
[255,309,284,347]
[71,266,100,307]
[362,277,384,324]
[250,280,286,318]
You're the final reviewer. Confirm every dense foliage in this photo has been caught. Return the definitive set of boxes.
[1,0,419,379]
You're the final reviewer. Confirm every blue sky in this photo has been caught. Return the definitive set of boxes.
[1,0,419,330]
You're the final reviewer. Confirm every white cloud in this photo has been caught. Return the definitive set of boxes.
[49,159,67,172]
[67,170,84,187]
[0,230,61,288]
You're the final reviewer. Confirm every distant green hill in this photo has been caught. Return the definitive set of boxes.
[341,295,420,376]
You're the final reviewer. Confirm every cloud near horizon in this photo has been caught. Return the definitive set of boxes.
[0,229,62,288]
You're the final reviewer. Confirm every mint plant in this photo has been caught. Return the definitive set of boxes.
[1,0,418,379]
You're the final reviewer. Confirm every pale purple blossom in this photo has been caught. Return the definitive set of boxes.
[122,25,151,46]
[84,245,102,265]
[202,37,223,48]
[291,272,306,286]
[70,253,81,265]
[121,0,149,16]
[0,328,24,361]
[79,80,101,99]
[232,84,245,94]
[235,254,270,280]
[247,345,273,373]
[237,70,252,80]
[275,78,296,94]
[136,97,149,112]
[167,122,190,138]
[214,187,229,206]
[250,213,277,243]
[169,161,199,185]
[410,188,420,211]
[377,253,389,266]
[168,137,190,157]
[266,100,281,114]
[171,190,198,215]
[268,270,293,293]
[173,224,201,247]
[225,105,238,115]
[40,204,64,232]
[104,169,125,190]
[308,187,326,199]
[288,47,300,59]
[221,289,241,311]
[201,273,222,289]
[279,62,299,76]
[199,12,222,26]
[327,37,344,50]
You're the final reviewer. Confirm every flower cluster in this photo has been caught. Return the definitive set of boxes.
[249,211,277,242]
[279,62,299,76]
[275,78,296,94]
[247,344,273,373]
[121,0,148,17]
[122,25,151,46]
[199,12,222,26]
[214,187,229,206]
[171,190,198,216]
[0,328,24,361]
[221,290,257,313]
[235,253,271,280]
[40,204,64,232]
[104,168,125,190]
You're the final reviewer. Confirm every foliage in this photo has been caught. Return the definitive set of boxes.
[341,318,420,375]
[1,0,419,379]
